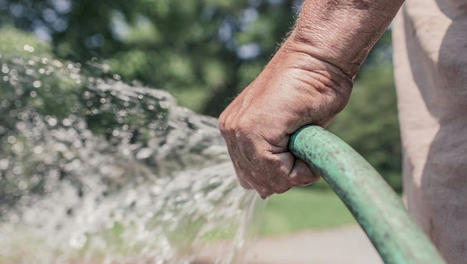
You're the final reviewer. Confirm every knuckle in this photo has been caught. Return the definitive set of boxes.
[269,171,292,193]
[235,116,253,132]
[270,175,292,194]
[288,174,301,185]
[218,112,227,132]
[265,156,285,170]
[258,188,272,199]
[299,175,319,186]
[272,184,291,194]
[231,118,256,145]
[234,129,245,140]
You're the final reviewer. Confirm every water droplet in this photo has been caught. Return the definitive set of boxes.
[33,146,44,154]
[23,44,35,53]
[47,117,58,126]
[12,143,24,153]
[18,180,28,190]
[12,166,22,175]
[102,64,110,72]
[69,233,87,249]
[62,118,72,126]
[2,64,9,73]
[0,159,9,170]
[0,54,258,263]
[136,148,153,159]
[7,136,16,144]
[53,60,63,68]
[33,80,42,88]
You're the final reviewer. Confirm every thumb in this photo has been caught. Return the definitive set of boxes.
[289,159,320,186]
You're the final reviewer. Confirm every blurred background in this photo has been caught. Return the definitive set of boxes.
[0,0,400,262]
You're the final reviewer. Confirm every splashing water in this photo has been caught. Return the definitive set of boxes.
[0,42,264,263]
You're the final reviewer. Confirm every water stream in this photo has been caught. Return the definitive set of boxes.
[0,44,264,263]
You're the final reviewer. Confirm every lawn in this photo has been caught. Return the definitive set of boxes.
[260,186,356,236]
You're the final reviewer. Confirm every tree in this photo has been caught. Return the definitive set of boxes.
[1,0,302,115]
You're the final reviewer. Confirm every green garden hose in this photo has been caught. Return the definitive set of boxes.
[289,125,445,264]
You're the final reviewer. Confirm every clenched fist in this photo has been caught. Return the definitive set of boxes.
[219,38,353,198]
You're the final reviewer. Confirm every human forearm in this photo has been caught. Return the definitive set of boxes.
[286,0,404,78]
[219,0,405,198]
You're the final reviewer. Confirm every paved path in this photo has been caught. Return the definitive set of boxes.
[196,225,383,264]
[243,225,382,264]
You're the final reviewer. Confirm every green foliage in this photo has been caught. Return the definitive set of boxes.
[0,28,169,208]
[1,0,299,115]
[0,28,169,139]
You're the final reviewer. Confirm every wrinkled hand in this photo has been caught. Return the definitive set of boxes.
[219,39,353,198]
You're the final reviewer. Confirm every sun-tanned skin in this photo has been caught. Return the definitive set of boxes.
[219,0,404,198]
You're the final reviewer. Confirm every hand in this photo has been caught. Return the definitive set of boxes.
[218,39,353,198]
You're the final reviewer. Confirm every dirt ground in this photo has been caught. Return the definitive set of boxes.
[196,225,383,264]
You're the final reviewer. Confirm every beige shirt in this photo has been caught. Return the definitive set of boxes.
[392,1,467,262]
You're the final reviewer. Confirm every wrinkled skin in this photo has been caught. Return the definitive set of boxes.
[219,0,404,198]
[218,39,353,198]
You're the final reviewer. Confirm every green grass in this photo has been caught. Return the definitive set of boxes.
[260,187,356,236]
